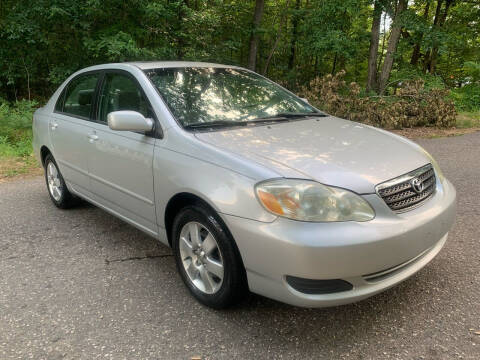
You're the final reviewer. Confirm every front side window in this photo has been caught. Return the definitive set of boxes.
[63,73,99,118]
[97,73,152,123]
[145,67,317,127]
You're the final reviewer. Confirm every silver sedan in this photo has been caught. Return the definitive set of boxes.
[32,62,456,308]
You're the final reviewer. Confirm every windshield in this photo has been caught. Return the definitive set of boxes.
[144,67,318,127]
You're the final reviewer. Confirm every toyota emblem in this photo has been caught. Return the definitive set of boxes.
[410,178,424,193]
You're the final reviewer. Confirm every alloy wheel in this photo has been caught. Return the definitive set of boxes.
[179,221,224,294]
[47,161,63,201]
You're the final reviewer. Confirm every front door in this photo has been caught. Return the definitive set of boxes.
[87,71,158,236]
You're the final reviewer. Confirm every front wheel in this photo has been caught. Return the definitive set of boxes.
[44,154,77,209]
[172,205,248,309]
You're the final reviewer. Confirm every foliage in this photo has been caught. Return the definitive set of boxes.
[461,62,480,84]
[0,100,37,157]
[387,66,446,91]
[450,84,480,112]
[301,70,456,129]
[0,0,478,125]
[0,1,477,96]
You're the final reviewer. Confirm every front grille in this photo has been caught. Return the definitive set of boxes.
[376,164,436,213]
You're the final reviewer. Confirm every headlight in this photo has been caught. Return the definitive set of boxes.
[255,179,375,222]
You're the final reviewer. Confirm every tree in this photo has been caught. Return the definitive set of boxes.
[379,0,408,94]
[423,0,443,72]
[263,0,292,75]
[427,0,454,73]
[0,0,478,102]
[248,0,266,71]
[410,0,431,65]
[366,0,382,92]
[288,0,301,70]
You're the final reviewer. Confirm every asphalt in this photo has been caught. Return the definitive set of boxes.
[1,132,479,359]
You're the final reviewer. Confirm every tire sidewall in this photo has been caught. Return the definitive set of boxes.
[172,205,246,308]
[44,154,69,208]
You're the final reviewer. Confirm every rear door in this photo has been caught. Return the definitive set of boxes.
[86,71,158,236]
[50,72,100,194]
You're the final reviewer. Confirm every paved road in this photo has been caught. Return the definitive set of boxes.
[1,133,479,360]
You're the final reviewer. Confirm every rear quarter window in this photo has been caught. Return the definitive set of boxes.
[54,89,65,112]
[62,74,99,119]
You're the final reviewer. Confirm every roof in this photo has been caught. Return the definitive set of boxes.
[124,61,242,70]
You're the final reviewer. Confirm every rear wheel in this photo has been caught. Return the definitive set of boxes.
[172,205,247,308]
[44,154,77,209]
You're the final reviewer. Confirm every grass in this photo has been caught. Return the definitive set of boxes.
[455,111,480,129]
[0,154,42,181]
[0,100,42,181]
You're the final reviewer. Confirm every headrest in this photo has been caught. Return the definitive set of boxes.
[78,89,93,105]
[117,91,140,110]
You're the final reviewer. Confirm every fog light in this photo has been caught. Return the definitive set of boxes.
[286,276,353,294]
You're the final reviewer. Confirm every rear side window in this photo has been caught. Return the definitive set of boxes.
[62,74,99,119]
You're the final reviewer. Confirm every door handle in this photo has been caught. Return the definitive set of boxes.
[50,122,58,131]
[88,133,99,143]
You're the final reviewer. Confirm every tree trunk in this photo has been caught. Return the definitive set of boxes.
[378,0,408,95]
[22,57,31,101]
[263,0,291,75]
[288,0,301,70]
[331,53,338,75]
[377,11,387,74]
[429,0,453,73]
[424,0,443,72]
[366,0,382,93]
[176,0,191,59]
[410,0,430,65]
[247,0,265,71]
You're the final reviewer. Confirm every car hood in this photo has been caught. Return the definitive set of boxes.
[194,116,431,194]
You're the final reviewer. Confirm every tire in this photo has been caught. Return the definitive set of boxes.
[172,204,248,309]
[44,154,78,209]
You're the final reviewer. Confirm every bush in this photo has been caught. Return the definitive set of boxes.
[300,71,457,129]
[0,100,38,157]
[450,84,480,112]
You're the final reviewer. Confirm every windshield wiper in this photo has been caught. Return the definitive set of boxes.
[184,112,328,130]
[251,112,327,122]
[184,120,248,130]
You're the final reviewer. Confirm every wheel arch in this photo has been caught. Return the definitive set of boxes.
[164,191,249,295]
[40,146,52,167]
[164,192,232,248]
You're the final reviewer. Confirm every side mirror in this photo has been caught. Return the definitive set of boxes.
[107,111,154,132]
[300,97,309,104]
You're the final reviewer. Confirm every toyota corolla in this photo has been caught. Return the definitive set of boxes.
[32,62,456,308]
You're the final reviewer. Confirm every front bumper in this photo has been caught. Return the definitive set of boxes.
[223,178,456,307]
